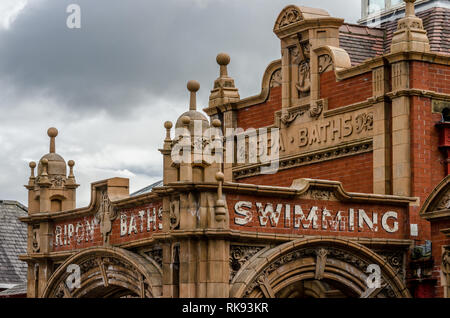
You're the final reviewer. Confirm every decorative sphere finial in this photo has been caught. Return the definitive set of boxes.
[181,116,191,126]
[164,121,173,130]
[41,158,48,165]
[68,160,75,167]
[187,80,200,93]
[29,161,36,169]
[47,127,58,138]
[212,119,221,128]
[216,53,230,66]
[215,172,225,182]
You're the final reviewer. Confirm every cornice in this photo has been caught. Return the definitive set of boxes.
[233,139,373,180]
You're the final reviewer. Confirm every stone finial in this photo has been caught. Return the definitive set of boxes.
[28,161,36,186]
[47,127,58,153]
[68,160,75,177]
[405,0,416,17]
[216,52,230,77]
[208,53,240,109]
[187,80,200,111]
[180,116,191,140]
[38,158,51,186]
[181,115,191,127]
[29,161,36,178]
[41,159,48,176]
[212,119,221,128]
[164,121,173,141]
[390,0,429,53]
[215,171,226,222]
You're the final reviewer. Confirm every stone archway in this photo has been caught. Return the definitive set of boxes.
[42,247,162,298]
[230,238,410,298]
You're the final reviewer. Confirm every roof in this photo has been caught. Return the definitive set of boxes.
[0,282,27,297]
[130,180,164,197]
[339,6,450,67]
[339,24,385,66]
[0,200,28,286]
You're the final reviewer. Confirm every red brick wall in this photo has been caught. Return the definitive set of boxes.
[410,61,450,94]
[408,96,445,243]
[237,86,281,130]
[408,77,448,297]
[430,219,450,298]
[320,71,373,110]
[52,202,162,252]
[238,152,374,194]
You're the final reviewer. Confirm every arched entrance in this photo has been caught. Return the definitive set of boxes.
[42,247,162,298]
[230,238,410,298]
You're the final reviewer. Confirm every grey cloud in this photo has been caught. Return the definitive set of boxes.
[0,0,361,206]
[0,0,360,115]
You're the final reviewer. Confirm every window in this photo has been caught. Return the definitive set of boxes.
[368,0,386,14]
[390,0,403,7]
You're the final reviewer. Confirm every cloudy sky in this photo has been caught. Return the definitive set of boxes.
[0,0,361,207]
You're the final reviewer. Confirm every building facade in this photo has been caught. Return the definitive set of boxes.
[20,0,450,298]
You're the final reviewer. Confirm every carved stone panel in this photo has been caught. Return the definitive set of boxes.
[436,191,450,211]
[318,54,333,74]
[229,245,264,282]
[95,190,118,246]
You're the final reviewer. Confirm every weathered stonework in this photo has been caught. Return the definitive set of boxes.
[18,1,450,299]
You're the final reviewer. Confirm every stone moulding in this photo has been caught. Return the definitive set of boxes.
[233,138,373,180]
[19,181,160,223]
[229,244,266,283]
[420,174,450,220]
[275,104,310,127]
[41,246,162,298]
[230,237,411,298]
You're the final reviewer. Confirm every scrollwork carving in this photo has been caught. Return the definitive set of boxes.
[318,54,333,74]
[277,7,302,29]
[308,188,334,201]
[50,175,66,187]
[229,245,263,282]
[146,248,163,268]
[355,112,374,133]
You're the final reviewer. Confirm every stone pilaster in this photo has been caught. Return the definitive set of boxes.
[372,66,392,194]
[391,61,411,196]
